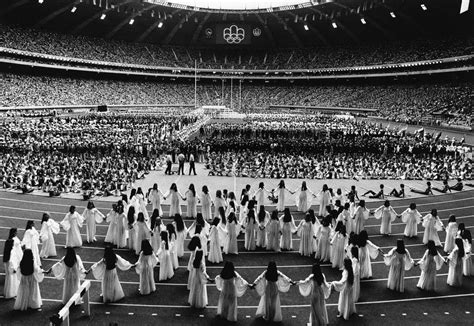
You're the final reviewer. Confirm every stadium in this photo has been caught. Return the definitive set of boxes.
[0,0,473,325]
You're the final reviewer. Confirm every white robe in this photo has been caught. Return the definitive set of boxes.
[332,270,356,320]
[422,214,444,246]
[135,252,158,295]
[383,248,414,292]
[215,273,248,322]
[374,206,397,235]
[14,266,44,310]
[22,228,41,267]
[51,255,86,303]
[39,219,60,258]
[91,255,133,303]
[254,271,292,322]
[61,212,84,248]
[82,208,104,243]
[3,237,23,299]
[298,274,331,326]
[401,208,422,237]
[148,189,163,216]
[188,261,209,308]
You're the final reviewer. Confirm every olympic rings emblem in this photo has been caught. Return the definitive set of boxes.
[223,25,245,44]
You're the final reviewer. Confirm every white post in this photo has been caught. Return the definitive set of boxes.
[230,77,233,110]
[194,60,197,109]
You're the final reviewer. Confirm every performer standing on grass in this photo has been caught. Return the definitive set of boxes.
[243,210,258,251]
[297,213,315,257]
[358,230,383,279]
[188,250,211,308]
[315,217,332,263]
[256,206,270,249]
[201,185,213,221]
[60,206,84,248]
[444,215,458,253]
[90,247,133,303]
[446,238,465,287]
[316,184,332,217]
[134,212,152,255]
[208,218,225,263]
[273,180,294,212]
[3,228,23,299]
[224,213,239,255]
[383,239,414,292]
[294,181,314,213]
[184,184,199,219]
[82,201,104,243]
[148,183,164,216]
[330,222,348,270]
[252,261,293,322]
[164,183,185,217]
[253,182,271,209]
[215,261,249,322]
[350,246,361,302]
[51,247,86,304]
[373,200,398,236]
[400,203,422,238]
[297,263,331,326]
[39,213,59,258]
[352,200,370,234]
[173,214,188,258]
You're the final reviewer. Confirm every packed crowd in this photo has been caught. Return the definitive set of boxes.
[201,116,472,180]
[3,182,472,323]
[1,72,471,127]
[1,24,472,70]
[0,112,206,196]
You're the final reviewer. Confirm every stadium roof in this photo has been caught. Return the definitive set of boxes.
[0,0,472,48]
[163,0,310,10]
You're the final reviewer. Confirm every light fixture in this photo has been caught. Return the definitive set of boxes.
[100,13,106,20]
[129,18,134,25]
[71,6,77,13]
[420,4,427,10]
[38,0,44,3]
[303,24,309,31]
[332,22,338,28]
[360,18,366,24]
[157,21,163,28]
[390,11,396,18]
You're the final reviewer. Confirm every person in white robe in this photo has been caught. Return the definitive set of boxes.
[255,206,269,247]
[13,249,45,311]
[134,213,152,255]
[22,221,41,267]
[243,210,258,251]
[350,246,361,302]
[458,226,472,276]
[444,215,458,253]
[163,183,185,217]
[135,240,158,295]
[215,261,249,322]
[104,204,118,244]
[184,184,199,219]
[239,195,249,225]
[352,200,369,235]
[90,247,133,303]
[200,185,213,221]
[297,263,331,326]
[373,200,397,235]
[172,214,188,258]
[166,225,179,270]
[400,203,422,238]
[252,261,293,322]
[265,211,281,252]
[294,181,314,213]
[188,250,211,308]
[422,209,444,246]
[51,247,86,303]
[39,213,60,258]
[3,228,23,299]
[279,208,297,251]
[158,231,175,281]
[337,203,353,235]
[252,182,271,208]
[214,190,228,218]
[82,201,104,243]
[60,206,84,248]
[416,240,445,291]
[316,184,332,217]
[135,187,149,221]
[315,218,332,263]
[208,218,225,264]
[330,222,348,270]
[224,213,240,255]
[358,230,382,279]
[446,238,465,287]
[150,210,166,254]
[383,239,414,292]
[148,183,164,216]
[273,180,294,212]
[331,258,356,320]
[297,214,315,257]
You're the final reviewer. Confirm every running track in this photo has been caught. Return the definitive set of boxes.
[0,189,472,325]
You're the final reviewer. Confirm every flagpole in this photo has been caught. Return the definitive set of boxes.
[194,59,197,109]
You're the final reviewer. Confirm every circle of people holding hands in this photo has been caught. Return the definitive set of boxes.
[3,180,472,325]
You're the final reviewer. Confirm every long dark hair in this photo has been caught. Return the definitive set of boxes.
[240,194,249,207]
[350,246,359,260]
[188,235,202,251]
[301,181,307,191]
[41,213,50,224]
[150,209,160,229]
[219,207,227,225]
[312,263,324,286]
[427,240,438,256]
[192,250,203,269]
[196,213,205,227]
[166,224,176,240]
[278,180,285,189]
[220,261,237,280]
[64,247,78,268]
[271,210,278,221]
[3,228,16,263]
[202,185,209,194]
[258,206,266,223]
[160,231,169,250]
[174,214,185,232]
[227,212,237,224]
[127,206,136,226]
[25,220,34,230]
[188,184,196,197]
[344,258,354,285]
[129,188,137,200]
[455,238,465,258]
[358,230,368,247]
[282,208,292,223]
[265,261,278,282]
[170,183,178,192]
[103,247,117,270]
[396,239,406,254]
[247,210,256,224]
[20,249,34,276]
[141,239,153,255]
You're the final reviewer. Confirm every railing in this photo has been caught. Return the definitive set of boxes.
[49,280,91,326]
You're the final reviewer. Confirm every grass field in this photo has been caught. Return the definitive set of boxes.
[0,175,473,325]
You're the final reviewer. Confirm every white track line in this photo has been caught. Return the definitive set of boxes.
[35,292,474,310]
